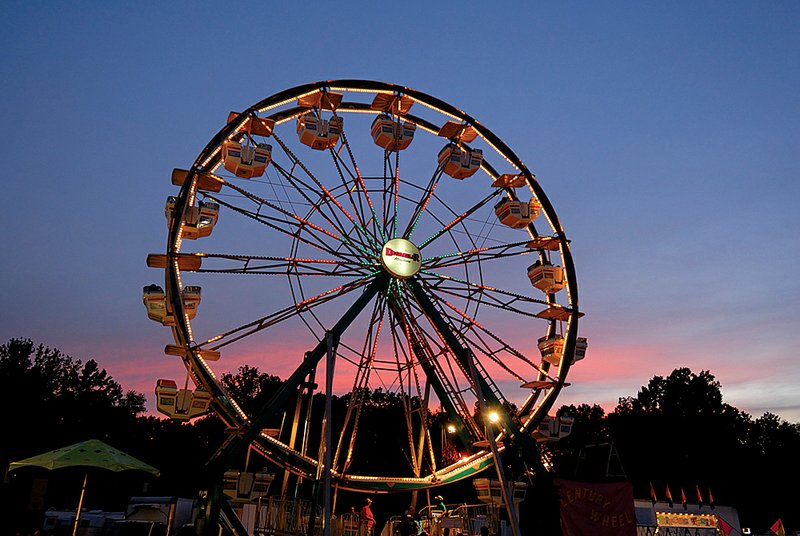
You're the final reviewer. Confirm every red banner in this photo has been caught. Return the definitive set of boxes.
[555,479,637,536]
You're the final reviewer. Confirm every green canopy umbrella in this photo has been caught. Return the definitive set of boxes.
[8,439,160,536]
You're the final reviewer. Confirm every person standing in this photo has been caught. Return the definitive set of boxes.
[360,498,376,536]
[433,495,447,515]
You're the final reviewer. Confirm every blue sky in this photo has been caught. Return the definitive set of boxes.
[1,1,798,422]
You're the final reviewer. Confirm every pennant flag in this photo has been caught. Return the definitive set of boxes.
[717,516,734,536]
[708,487,715,509]
[696,484,704,508]
[665,485,674,507]
[650,482,657,505]
[770,518,786,536]
[681,487,687,509]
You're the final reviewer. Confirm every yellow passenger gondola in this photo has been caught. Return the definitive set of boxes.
[142,284,201,326]
[222,140,272,179]
[165,196,219,240]
[537,335,588,367]
[370,114,416,151]
[155,379,212,421]
[527,260,566,294]
[438,143,483,179]
[297,115,343,150]
[494,198,542,229]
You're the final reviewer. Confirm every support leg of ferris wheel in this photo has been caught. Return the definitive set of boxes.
[324,330,337,536]
[405,279,522,536]
[210,277,385,474]
[466,351,522,536]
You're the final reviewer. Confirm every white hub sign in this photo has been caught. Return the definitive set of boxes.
[381,238,422,279]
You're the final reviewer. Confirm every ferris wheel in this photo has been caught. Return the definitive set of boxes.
[144,80,586,493]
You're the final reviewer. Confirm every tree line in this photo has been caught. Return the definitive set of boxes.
[1,338,797,534]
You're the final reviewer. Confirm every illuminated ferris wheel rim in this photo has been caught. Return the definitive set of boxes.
[158,79,583,491]
[170,78,579,311]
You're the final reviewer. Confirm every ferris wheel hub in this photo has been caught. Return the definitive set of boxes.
[380,238,421,279]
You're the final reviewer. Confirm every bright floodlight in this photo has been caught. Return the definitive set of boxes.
[446,424,457,434]
[488,411,500,424]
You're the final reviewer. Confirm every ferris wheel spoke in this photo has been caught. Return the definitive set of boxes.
[333,293,387,475]
[207,186,374,262]
[212,149,374,255]
[270,160,378,254]
[390,177,444,238]
[412,284,539,412]
[270,133,380,252]
[417,190,499,250]
[417,282,552,380]
[184,253,370,277]
[214,275,387,469]
[402,166,446,240]
[326,149,371,236]
[385,302,431,475]
[390,288,483,440]
[405,278,514,413]
[384,150,402,239]
[196,273,380,351]
[210,194,364,265]
[417,271,550,316]
[407,309,514,419]
[331,110,387,245]
[386,308,415,397]
[421,239,533,271]
[374,150,402,240]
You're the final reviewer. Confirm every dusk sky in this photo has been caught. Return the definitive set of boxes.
[2,2,798,423]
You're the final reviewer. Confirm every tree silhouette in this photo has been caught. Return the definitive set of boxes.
[4,340,799,534]
[0,338,151,533]
[550,367,800,532]
[0,338,147,466]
